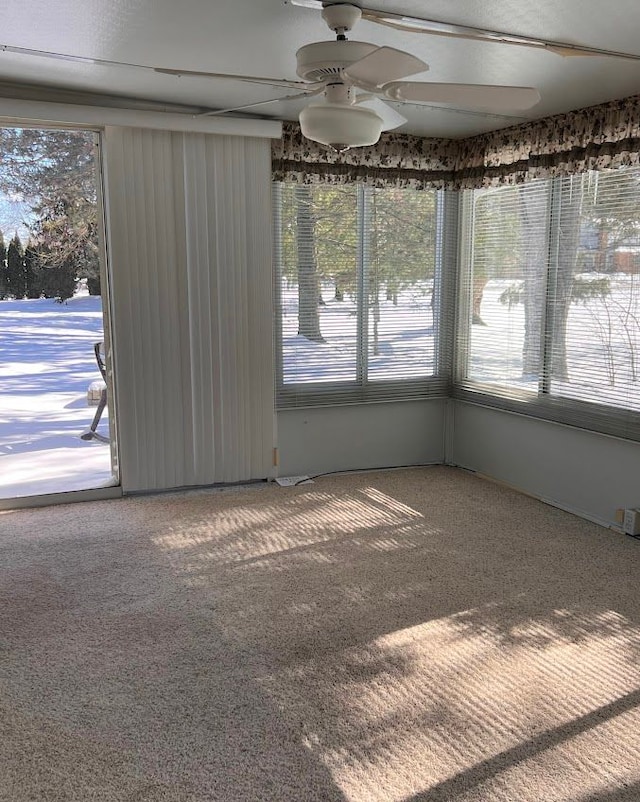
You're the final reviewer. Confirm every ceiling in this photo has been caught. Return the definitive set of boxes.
[2,0,640,138]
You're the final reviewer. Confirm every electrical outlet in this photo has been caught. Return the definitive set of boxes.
[623,508,640,536]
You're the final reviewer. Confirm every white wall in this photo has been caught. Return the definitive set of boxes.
[450,401,640,528]
[277,399,446,477]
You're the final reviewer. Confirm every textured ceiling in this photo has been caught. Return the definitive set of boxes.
[1,0,640,138]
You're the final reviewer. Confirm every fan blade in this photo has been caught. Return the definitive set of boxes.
[286,1,640,61]
[343,46,427,88]
[355,95,407,131]
[0,42,323,91]
[384,82,541,111]
[0,43,99,64]
[154,67,314,91]
[199,87,325,117]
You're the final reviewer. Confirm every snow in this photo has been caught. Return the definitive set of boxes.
[468,276,640,410]
[0,290,115,499]
[280,281,436,383]
[281,275,640,412]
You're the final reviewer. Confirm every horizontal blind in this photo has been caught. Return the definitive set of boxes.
[456,167,640,441]
[366,187,439,382]
[274,182,453,408]
[546,171,640,438]
[458,179,552,397]
[277,182,359,393]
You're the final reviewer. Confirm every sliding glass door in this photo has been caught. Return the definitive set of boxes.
[0,126,118,499]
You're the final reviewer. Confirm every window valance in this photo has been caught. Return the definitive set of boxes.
[272,94,640,189]
[455,93,640,188]
[271,121,458,189]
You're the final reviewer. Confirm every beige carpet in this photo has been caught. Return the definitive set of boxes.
[2,466,640,801]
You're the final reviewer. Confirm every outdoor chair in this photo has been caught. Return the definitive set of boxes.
[80,341,109,444]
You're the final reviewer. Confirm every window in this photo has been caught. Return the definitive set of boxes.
[274,182,451,407]
[458,167,640,440]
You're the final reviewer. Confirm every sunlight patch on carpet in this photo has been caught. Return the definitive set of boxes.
[152,487,434,569]
[261,604,640,802]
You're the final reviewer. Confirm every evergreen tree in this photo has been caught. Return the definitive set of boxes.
[24,242,44,299]
[0,128,100,297]
[47,262,77,302]
[0,230,8,299]
[6,233,25,299]
[86,272,101,295]
[35,244,77,301]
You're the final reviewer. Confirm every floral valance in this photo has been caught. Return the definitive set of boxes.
[272,94,640,190]
[271,122,458,189]
[455,93,640,188]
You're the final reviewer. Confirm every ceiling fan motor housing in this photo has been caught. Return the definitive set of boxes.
[321,4,362,34]
[296,40,378,83]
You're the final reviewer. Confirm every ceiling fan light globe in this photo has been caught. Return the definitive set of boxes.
[299,103,383,148]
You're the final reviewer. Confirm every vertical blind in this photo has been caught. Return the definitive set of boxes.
[103,126,275,491]
[274,182,455,407]
[457,167,640,440]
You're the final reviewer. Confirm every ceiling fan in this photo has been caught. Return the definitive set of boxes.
[198,3,542,151]
[155,0,639,150]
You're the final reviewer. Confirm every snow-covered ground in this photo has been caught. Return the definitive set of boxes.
[280,281,436,383]
[281,275,639,412]
[0,291,115,499]
[469,275,640,410]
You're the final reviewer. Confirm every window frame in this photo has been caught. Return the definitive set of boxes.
[274,182,456,409]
